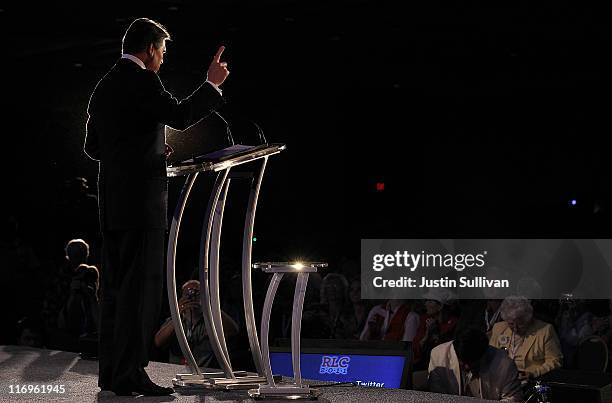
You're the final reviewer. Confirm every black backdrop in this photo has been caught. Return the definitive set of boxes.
[1,0,610,271]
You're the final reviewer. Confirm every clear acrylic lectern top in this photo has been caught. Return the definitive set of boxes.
[167,143,286,177]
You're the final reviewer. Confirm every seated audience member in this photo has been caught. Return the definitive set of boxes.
[154,280,238,367]
[360,299,420,342]
[587,299,612,341]
[584,299,612,369]
[43,239,91,331]
[556,297,595,368]
[428,328,522,401]
[302,273,360,339]
[348,277,370,339]
[413,289,458,368]
[43,239,98,351]
[457,299,503,337]
[58,263,100,337]
[490,296,563,380]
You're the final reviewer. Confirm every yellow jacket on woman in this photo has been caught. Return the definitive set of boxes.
[490,319,563,378]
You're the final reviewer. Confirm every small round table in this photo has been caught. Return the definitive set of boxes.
[249,261,328,400]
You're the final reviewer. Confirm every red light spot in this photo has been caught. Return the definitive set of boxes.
[376,182,385,192]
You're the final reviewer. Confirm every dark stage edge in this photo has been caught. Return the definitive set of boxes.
[0,346,495,402]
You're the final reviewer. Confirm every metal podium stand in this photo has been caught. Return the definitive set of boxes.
[166,144,285,390]
[249,262,327,400]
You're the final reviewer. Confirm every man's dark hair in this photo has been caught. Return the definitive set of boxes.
[453,328,489,364]
[122,18,170,54]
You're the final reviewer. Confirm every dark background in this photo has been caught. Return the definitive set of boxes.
[1,0,610,272]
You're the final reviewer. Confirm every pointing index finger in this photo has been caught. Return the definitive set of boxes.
[214,46,225,62]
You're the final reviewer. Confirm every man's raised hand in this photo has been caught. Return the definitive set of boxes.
[207,45,229,86]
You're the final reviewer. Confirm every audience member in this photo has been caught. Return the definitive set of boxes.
[428,328,522,401]
[320,273,359,339]
[490,296,563,381]
[303,273,359,339]
[154,280,238,367]
[43,239,91,332]
[588,299,612,341]
[413,289,459,369]
[457,299,503,337]
[304,272,323,310]
[348,277,371,339]
[360,299,420,342]
[59,263,100,337]
[556,297,594,368]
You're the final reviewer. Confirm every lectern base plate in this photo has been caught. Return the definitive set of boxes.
[173,375,270,390]
[248,386,320,400]
[175,371,247,381]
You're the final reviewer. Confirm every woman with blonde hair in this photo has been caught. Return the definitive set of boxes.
[490,296,562,381]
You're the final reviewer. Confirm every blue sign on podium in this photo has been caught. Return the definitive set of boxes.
[270,352,409,389]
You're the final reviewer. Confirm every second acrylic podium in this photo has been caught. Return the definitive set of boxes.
[165,143,285,390]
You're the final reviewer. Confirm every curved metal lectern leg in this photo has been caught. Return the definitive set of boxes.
[167,173,202,376]
[260,273,284,387]
[199,169,235,379]
[208,176,232,366]
[291,273,309,387]
[242,157,269,376]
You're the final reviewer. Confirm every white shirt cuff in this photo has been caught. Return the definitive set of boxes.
[206,80,223,96]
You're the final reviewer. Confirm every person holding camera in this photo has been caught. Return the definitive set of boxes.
[154,280,238,367]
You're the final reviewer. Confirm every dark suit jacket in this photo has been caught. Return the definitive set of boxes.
[428,342,522,401]
[84,58,224,230]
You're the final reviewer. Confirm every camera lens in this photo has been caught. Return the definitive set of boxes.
[186,288,199,299]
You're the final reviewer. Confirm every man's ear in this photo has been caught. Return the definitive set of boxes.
[147,43,155,58]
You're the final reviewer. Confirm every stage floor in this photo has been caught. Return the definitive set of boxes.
[0,346,495,402]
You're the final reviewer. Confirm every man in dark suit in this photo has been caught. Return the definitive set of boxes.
[83,17,229,396]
